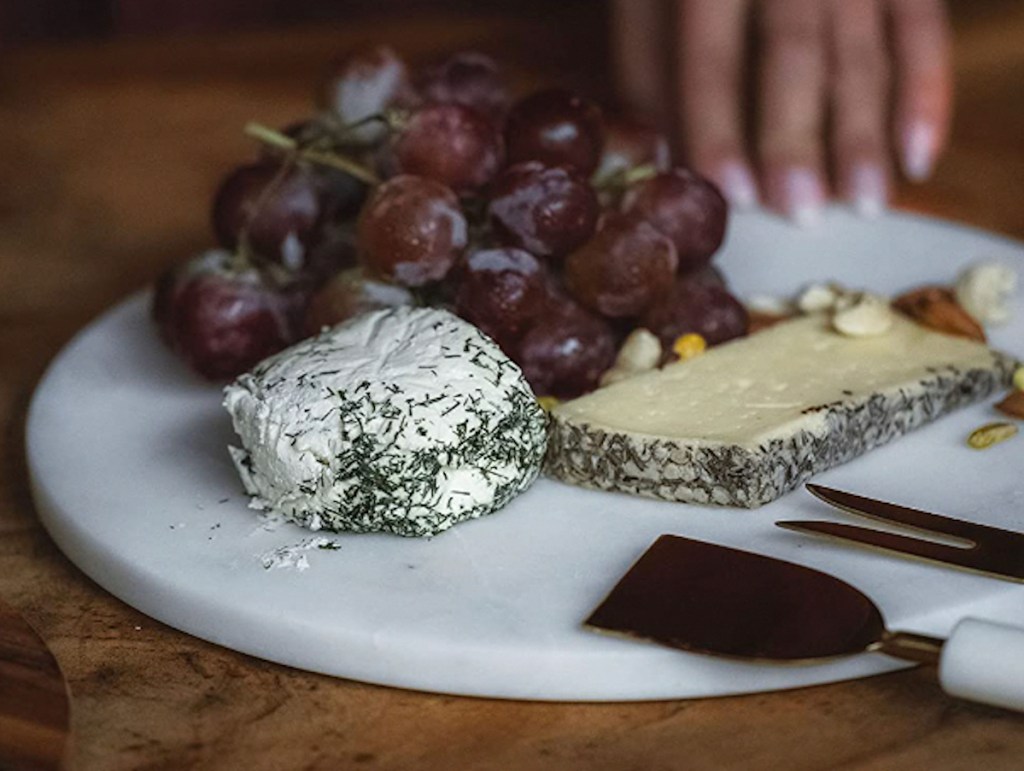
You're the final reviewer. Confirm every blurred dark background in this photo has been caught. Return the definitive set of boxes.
[0,0,599,43]
[2,0,1020,45]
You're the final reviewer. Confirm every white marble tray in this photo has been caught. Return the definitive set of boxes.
[27,208,1024,701]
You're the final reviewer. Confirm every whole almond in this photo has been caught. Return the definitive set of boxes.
[995,389,1024,419]
[892,286,986,342]
[748,310,792,334]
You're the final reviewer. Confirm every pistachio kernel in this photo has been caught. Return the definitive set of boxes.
[967,422,1018,449]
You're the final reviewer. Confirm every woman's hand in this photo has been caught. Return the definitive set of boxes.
[611,0,952,225]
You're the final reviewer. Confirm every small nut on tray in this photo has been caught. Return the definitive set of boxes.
[536,395,561,412]
[832,293,894,337]
[747,294,794,317]
[747,310,792,334]
[967,422,1018,449]
[672,333,707,361]
[955,262,1017,326]
[995,390,1024,419]
[892,286,986,342]
[796,284,841,314]
[600,328,662,386]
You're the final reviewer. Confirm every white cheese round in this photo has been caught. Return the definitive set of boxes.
[223,307,547,537]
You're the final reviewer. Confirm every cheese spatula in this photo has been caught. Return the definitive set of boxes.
[585,535,1024,712]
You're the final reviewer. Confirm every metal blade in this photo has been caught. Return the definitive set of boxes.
[805,484,1024,545]
[776,520,1024,582]
[585,535,886,661]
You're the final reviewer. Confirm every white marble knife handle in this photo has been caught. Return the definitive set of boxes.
[938,618,1024,712]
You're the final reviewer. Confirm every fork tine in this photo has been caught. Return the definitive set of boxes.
[805,484,994,543]
[775,520,1024,581]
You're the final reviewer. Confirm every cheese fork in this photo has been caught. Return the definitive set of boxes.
[776,484,1024,582]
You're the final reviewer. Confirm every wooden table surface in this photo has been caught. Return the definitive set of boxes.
[1,5,1023,770]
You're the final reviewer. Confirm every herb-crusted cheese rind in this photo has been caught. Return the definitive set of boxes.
[224,307,547,537]
[546,314,1017,508]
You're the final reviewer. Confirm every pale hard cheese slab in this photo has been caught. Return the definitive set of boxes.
[546,314,1017,507]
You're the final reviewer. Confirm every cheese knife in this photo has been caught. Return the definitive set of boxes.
[585,535,1024,712]
[776,484,1024,582]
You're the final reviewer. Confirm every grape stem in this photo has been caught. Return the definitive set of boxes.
[622,164,658,185]
[382,108,409,133]
[231,236,256,273]
[245,122,381,185]
[330,111,396,138]
[592,163,658,192]
[233,157,298,274]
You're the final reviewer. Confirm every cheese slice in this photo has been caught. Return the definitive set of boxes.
[546,314,1017,508]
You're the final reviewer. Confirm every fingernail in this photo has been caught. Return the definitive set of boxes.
[903,122,937,182]
[850,164,887,218]
[782,168,824,228]
[715,161,759,209]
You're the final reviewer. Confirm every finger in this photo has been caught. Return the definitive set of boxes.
[676,0,758,208]
[830,0,891,217]
[758,0,829,226]
[610,0,671,124]
[889,0,952,181]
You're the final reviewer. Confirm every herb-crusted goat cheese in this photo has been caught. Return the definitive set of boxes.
[223,307,547,537]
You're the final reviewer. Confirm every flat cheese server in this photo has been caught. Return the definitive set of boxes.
[585,535,1024,712]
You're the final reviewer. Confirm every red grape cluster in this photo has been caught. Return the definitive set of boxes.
[154,46,748,395]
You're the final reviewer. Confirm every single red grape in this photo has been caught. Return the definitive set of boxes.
[515,301,617,398]
[153,250,305,381]
[357,174,467,287]
[563,213,678,318]
[504,88,604,176]
[415,51,509,122]
[211,162,322,270]
[622,167,728,271]
[486,162,599,259]
[595,117,671,180]
[454,247,547,346]
[389,103,503,193]
[317,169,368,223]
[258,120,368,221]
[640,275,749,353]
[297,226,359,288]
[321,46,417,143]
[305,267,414,334]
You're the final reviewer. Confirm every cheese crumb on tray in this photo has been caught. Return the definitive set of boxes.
[546,313,1018,508]
[224,307,548,537]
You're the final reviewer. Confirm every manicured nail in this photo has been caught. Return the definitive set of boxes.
[714,161,759,209]
[782,167,824,228]
[850,163,887,218]
[903,122,937,182]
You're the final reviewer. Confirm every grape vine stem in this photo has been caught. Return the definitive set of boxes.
[591,163,658,194]
[245,122,381,186]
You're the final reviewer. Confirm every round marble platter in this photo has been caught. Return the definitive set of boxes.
[26,208,1024,701]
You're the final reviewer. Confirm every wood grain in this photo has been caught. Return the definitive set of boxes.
[0,5,1022,770]
[0,598,70,770]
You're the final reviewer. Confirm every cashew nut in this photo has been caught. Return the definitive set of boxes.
[954,261,1017,326]
[599,328,662,386]
[832,293,894,337]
